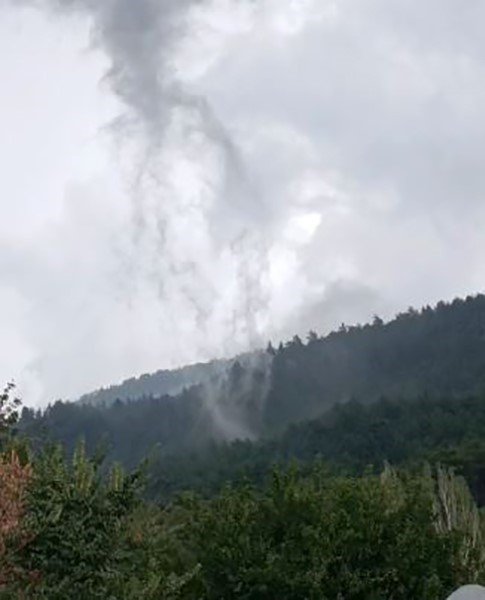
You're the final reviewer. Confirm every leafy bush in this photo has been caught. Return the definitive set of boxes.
[182,466,485,599]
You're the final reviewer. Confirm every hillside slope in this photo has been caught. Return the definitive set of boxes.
[21,294,485,467]
[78,359,230,407]
[263,294,485,430]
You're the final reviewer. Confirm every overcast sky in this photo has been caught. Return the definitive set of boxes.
[1,0,485,406]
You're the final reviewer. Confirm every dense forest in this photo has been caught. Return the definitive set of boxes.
[79,293,485,415]
[19,294,485,467]
[1,391,484,597]
[4,294,485,596]
[146,394,485,504]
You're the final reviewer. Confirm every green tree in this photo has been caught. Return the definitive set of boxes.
[185,466,484,599]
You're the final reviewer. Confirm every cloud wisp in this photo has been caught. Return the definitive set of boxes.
[2,0,485,405]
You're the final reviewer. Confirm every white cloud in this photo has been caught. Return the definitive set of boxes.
[1,0,485,405]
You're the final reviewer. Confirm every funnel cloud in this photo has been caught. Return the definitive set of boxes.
[2,0,485,405]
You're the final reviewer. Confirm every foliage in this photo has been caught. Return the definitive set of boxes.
[145,393,485,503]
[7,443,137,598]
[0,445,483,597]
[0,442,202,599]
[179,466,485,599]
[0,451,32,592]
[0,383,21,443]
[6,294,485,595]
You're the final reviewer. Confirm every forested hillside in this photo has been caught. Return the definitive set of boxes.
[147,394,485,504]
[20,294,485,468]
[264,293,485,431]
[81,293,485,412]
[78,359,231,407]
[6,295,485,596]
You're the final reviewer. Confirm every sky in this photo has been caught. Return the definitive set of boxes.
[1,0,485,407]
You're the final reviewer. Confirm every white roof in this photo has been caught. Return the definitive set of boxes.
[447,586,485,599]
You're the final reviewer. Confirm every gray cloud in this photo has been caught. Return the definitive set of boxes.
[15,0,198,128]
[2,0,485,405]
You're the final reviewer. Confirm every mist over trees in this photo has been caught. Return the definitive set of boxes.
[20,294,485,468]
[4,0,485,595]
[3,294,485,595]
[78,360,231,408]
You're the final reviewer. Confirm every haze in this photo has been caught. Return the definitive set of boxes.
[1,0,484,406]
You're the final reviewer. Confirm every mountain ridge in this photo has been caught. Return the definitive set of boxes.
[21,292,485,471]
